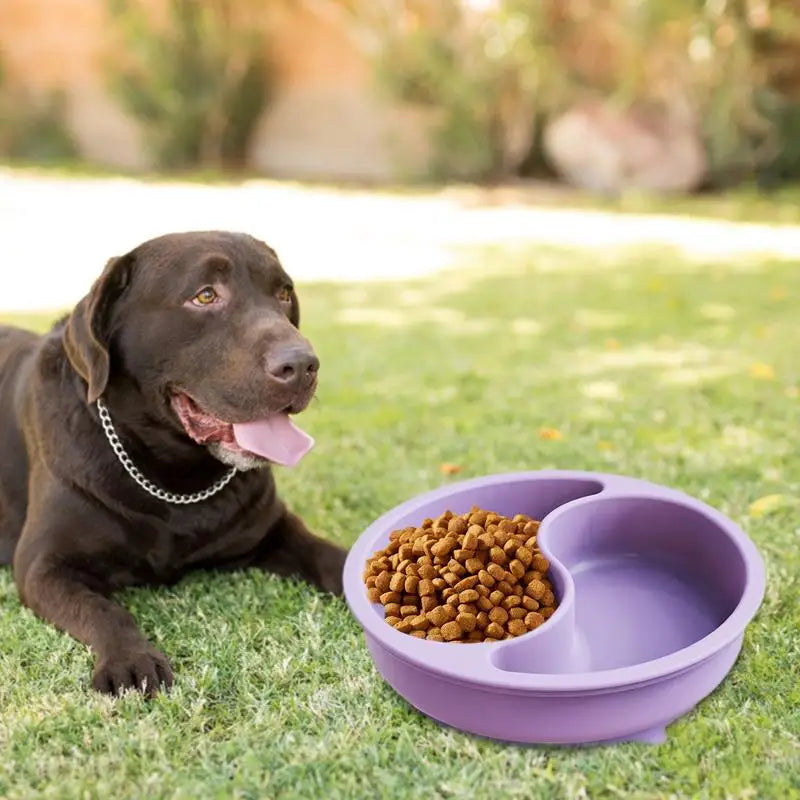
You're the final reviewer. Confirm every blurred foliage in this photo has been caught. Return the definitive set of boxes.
[354,0,568,180]
[351,0,800,186]
[106,0,271,170]
[0,61,78,162]
[5,0,800,189]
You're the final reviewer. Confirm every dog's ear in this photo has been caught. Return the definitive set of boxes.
[289,289,300,328]
[63,253,133,403]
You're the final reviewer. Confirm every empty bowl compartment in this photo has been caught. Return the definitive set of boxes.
[493,494,749,675]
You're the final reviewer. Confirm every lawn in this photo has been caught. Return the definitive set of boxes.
[0,242,798,799]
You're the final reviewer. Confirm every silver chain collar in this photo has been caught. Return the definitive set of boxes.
[95,397,237,505]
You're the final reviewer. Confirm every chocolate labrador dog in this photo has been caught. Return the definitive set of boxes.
[0,231,347,697]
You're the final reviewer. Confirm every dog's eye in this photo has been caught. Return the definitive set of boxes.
[277,286,293,303]
[192,287,218,306]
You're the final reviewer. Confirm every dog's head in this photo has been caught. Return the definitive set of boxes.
[63,231,318,470]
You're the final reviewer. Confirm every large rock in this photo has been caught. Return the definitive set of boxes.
[543,100,707,194]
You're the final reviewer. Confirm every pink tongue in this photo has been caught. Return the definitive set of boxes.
[232,415,314,467]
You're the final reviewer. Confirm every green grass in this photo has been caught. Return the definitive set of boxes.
[1,243,798,799]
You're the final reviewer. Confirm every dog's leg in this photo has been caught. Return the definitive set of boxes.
[251,508,348,596]
[13,471,174,697]
[15,557,173,697]
[0,501,26,565]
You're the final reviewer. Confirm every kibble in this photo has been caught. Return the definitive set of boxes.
[496,580,514,596]
[515,546,533,567]
[477,569,495,588]
[447,559,466,577]
[485,621,505,639]
[522,596,539,612]
[363,506,558,642]
[508,559,525,580]
[375,571,391,591]
[532,554,550,572]
[459,589,480,604]
[526,580,546,600]
[448,517,468,535]
[456,612,477,633]
[488,606,509,625]
[421,596,438,612]
[477,531,494,549]
[489,589,505,606]
[486,563,505,582]
[451,576,477,592]
[431,537,457,557]
[418,564,436,580]
[409,614,429,631]
[525,611,545,629]
[441,621,462,641]
[523,520,539,537]
[462,530,479,550]
[427,605,454,627]
[465,557,484,574]
[477,595,494,612]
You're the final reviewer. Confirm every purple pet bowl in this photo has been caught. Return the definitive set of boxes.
[343,471,765,745]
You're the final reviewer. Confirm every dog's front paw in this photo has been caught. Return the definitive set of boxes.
[316,542,348,596]
[92,645,174,698]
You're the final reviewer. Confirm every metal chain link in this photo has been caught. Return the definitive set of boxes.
[95,397,237,505]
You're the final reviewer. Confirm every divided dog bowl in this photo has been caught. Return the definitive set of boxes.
[343,471,765,745]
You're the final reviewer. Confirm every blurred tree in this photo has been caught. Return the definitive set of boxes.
[0,59,78,163]
[107,0,271,170]
[749,0,800,185]
[345,0,800,187]
[347,0,569,180]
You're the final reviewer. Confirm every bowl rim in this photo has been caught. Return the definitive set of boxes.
[343,469,766,693]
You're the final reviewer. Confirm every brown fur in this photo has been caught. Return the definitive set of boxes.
[0,231,347,696]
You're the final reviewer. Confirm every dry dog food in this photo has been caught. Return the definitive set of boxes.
[362,506,558,643]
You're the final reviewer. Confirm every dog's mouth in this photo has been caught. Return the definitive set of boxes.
[169,392,314,467]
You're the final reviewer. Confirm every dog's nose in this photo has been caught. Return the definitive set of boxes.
[267,346,319,385]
